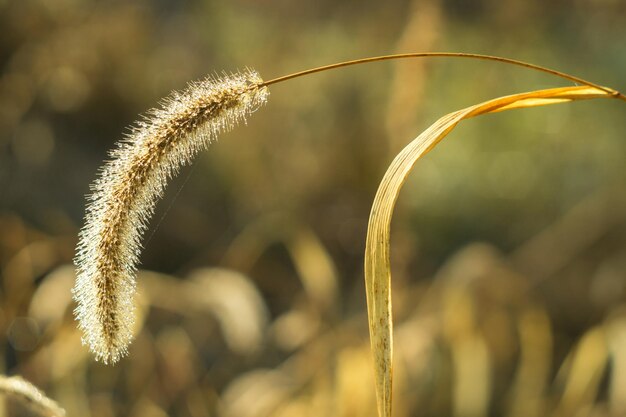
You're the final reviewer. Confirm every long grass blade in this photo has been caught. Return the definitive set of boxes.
[364,85,620,417]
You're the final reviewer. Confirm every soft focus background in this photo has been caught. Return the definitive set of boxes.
[1,0,626,416]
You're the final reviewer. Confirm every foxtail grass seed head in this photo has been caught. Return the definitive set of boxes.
[73,69,269,364]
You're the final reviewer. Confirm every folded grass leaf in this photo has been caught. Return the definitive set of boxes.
[364,85,622,417]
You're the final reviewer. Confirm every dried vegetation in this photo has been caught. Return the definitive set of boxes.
[1,1,625,417]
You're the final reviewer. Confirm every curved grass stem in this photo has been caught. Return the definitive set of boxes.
[262,52,626,102]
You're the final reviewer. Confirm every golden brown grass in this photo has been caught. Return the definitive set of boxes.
[364,85,623,417]
[70,52,624,417]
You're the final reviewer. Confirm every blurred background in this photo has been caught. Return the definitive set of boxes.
[1,0,625,416]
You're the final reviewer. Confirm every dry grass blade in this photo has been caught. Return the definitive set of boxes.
[364,85,621,417]
[556,326,608,415]
[0,375,66,417]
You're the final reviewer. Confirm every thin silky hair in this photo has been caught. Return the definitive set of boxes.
[0,375,66,417]
[73,69,269,364]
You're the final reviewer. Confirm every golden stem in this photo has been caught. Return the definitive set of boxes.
[261,52,626,102]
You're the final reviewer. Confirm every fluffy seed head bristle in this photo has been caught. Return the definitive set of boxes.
[73,69,269,364]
